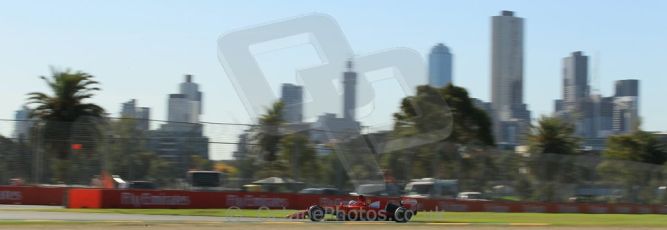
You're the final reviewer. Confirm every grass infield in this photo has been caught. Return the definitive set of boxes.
[8,208,665,227]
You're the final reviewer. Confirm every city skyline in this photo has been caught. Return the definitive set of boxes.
[2,1,666,159]
[428,43,453,87]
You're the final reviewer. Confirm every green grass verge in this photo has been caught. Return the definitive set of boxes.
[418,212,667,226]
[8,208,667,227]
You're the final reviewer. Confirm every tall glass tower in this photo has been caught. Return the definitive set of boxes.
[562,51,589,112]
[428,43,453,88]
[343,60,357,121]
[491,10,524,120]
[281,83,304,123]
[490,10,530,146]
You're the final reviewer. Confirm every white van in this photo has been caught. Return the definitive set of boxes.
[404,178,459,199]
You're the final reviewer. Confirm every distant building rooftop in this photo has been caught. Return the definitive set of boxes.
[169,94,186,99]
[431,43,450,53]
[501,11,514,16]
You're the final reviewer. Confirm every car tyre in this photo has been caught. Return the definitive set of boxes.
[393,207,410,223]
[404,209,413,222]
[308,205,325,222]
[347,210,360,221]
[336,211,346,221]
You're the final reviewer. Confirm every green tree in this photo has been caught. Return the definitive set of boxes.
[515,176,534,200]
[392,84,494,147]
[236,157,258,180]
[253,161,290,179]
[528,116,579,156]
[254,101,284,162]
[189,155,214,171]
[0,135,33,182]
[278,133,319,183]
[335,135,386,187]
[318,147,351,189]
[604,131,667,165]
[383,84,495,189]
[526,116,581,201]
[597,131,667,203]
[147,156,182,188]
[246,101,291,180]
[0,135,18,183]
[105,119,157,180]
[439,84,494,145]
[26,69,105,183]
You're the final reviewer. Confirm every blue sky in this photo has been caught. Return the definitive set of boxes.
[1,0,666,159]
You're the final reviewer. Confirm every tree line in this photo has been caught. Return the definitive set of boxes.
[0,69,213,186]
[235,83,667,203]
[1,68,665,204]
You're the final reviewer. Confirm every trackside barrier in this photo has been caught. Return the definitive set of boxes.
[67,189,358,209]
[0,186,67,205]
[66,188,667,214]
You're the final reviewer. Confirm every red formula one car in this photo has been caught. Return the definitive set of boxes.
[306,195,418,223]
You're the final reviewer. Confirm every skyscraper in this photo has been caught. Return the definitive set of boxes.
[554,76,640,141]
[233,132,249,160]
[179,74,203,114]
[428,43,453,87]
[310,60,361,144]
[343,60,357,121]
[613,97,639,133]
[281,83,303,123]
[562,51,589,112]
[613,80,639,133]
[598,96,615,136]
[13,106,33,139]
[135,107,151,131]
[167,75,202,124]
[614,79,639,97]
[147,75,209,169]
[121,99,137,118]
[490,11,530,146]
[120,99,150,131]
[559,51,593,137]
[491,10,524,121]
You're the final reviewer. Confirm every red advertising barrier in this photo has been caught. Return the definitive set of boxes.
[66,188,667,214]
[0,186,66,205]
[66,189,389,209]
[2,185,663,214]
[67,188,102,208]
[67,189,358,209]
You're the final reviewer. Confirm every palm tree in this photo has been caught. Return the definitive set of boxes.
[254,101,284,162]
[528,116,580,155]
[26,69,105,182]
[527,116,581,201]
[246,101,287,180]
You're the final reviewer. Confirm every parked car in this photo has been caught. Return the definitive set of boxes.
[124,181,158,190]
[404,178,459,199]
[456,192,488,201]
[350,183,402,197]
[187,171,222,189]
